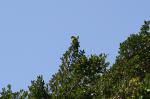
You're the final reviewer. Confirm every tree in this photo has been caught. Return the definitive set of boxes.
[0,84,14,99]
[1,21,150,99]
[49,36,109,98]
[93,21,150,98]
[28,75,51,99]
[0,84,28,99]
[117,21,150,75]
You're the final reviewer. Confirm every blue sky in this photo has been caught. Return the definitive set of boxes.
[0,0,149,91]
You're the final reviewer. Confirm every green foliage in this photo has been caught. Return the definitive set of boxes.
[118,21,150,74]
[0,21,150,98]
[0,84,28,99]
[28,75,51,99]
[49,36,109,98]
[99,20,150,98]
[84,20,150,98]
[0,84,13,99]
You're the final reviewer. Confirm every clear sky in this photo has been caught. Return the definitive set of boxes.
[0,0,149,91]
